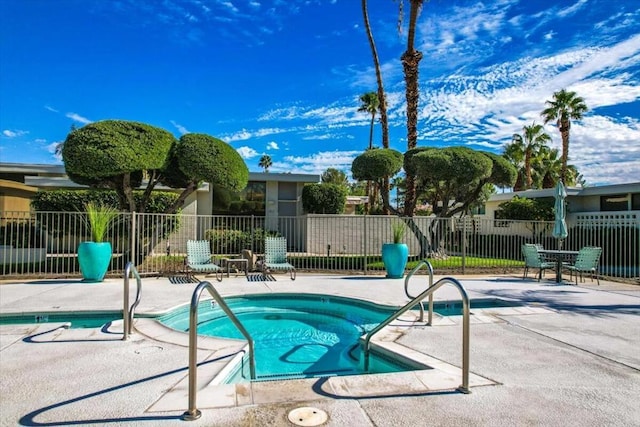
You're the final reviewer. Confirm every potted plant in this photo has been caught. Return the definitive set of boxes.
[381,220,409,279]
[77,202,119,282]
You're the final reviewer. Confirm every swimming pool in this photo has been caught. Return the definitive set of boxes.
[158,294,421,381]
[0,311,122,328]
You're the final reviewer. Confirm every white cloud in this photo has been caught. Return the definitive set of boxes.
[2,129,28,138]
[236,146,258,159]
[557,0,589,18]
[224,127,287,142]
[170,120,189,135]
[44,105,59,113]
[271,150,362,175]
[267,141,279,150]
[66,112,92,124]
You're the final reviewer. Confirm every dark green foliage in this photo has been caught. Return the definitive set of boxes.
[204,227,279,254]
[351,149,403,181]
[407,146,517,217]
[496,196,554,221]
[480,151,518,188]
[62,120,176,179]
[167,133,249,193]
[321,168,349,187]
[31,189,181,242]
[302,183,348,214]
[31,190,178,213]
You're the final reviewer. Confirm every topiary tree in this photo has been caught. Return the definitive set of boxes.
[62,121,248,214]
[405,146,517,256]
[160,133,249,213]
[351,148,403,213]
[408,147,516,218]
[62,120,176,212]
[302,183,348,214]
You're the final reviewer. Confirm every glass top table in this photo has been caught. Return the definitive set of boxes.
[538,249,579,283]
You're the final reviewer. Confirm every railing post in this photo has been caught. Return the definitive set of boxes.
[363,214,368,275]
[130,212,137,268]
[462,218,467,274]
[123,264,131,341]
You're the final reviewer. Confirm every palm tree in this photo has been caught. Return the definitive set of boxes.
[399,0,425,216]
[362,0,392,214]
[361,0,389,149]
[511,122,551,190]
[541,89,588,184]
[503,141,526,191]
[535,147,562,188]
[258,154,272,173]
[321,168,349,187]
[358,92,380,149]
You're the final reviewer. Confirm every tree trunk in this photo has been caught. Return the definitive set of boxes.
[559,119,570,184]
[401,2,424,217]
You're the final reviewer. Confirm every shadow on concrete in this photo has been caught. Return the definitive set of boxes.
[18,354,236,426]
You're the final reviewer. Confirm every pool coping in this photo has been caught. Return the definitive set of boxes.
[133,306,500,412]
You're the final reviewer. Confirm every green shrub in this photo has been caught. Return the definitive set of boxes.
[32,189,178,213]
[302,183,347,214]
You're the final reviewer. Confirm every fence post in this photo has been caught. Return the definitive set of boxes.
[130,212,137,266]
[363,214,368,275]
[251,215,255,253]
[462,217,467,274]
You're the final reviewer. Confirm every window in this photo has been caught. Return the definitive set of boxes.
[632,193,640,210]
[212,181,266,215]
[600,194,628,211]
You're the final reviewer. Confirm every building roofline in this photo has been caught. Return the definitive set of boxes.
[490,182,640,202]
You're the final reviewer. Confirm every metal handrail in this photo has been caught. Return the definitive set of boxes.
[404,260,434,324]
[364,277,471,394]
[183,281,256,421]
[123,261,142,340]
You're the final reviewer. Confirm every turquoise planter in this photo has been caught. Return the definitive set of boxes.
[381,243,409,279]
[77,242,112,282]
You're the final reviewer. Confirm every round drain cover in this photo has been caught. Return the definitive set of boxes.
[287,407,328,426]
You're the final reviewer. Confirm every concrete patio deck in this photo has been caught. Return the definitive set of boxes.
[1,273,639,426]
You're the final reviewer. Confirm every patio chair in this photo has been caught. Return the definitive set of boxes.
[186,240,222,282]
[565,246,602,285]
[262,236,296,280]
[521,244,555,281]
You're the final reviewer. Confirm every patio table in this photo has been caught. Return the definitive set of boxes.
[538,249,579,283]
[221,257,249,278]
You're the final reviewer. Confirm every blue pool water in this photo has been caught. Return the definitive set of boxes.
[0,312,121,329]
[159,294,418,380]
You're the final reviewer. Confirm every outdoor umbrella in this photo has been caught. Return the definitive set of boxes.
[552,181,568,248]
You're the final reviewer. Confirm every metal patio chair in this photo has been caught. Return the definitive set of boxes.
[186,240,223,282]
[522,243,555,281]
[565,246,602,285]
[262,236,296,280]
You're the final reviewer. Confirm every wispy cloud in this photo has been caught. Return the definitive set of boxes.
[271,150,361,175]
[267,141,279,150]
[170,120,190,135]
[557,0,589,18]
[66,112,92,124]
[2,129,29,138]
[224,127,288,142]
[44,105,59,113]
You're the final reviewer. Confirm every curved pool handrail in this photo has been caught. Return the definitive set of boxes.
[364,276,471,394]
[123,261,142,340]
[183,281,256,421]
[404,259,434,324]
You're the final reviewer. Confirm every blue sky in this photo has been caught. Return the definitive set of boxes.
[1,0,639,186]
